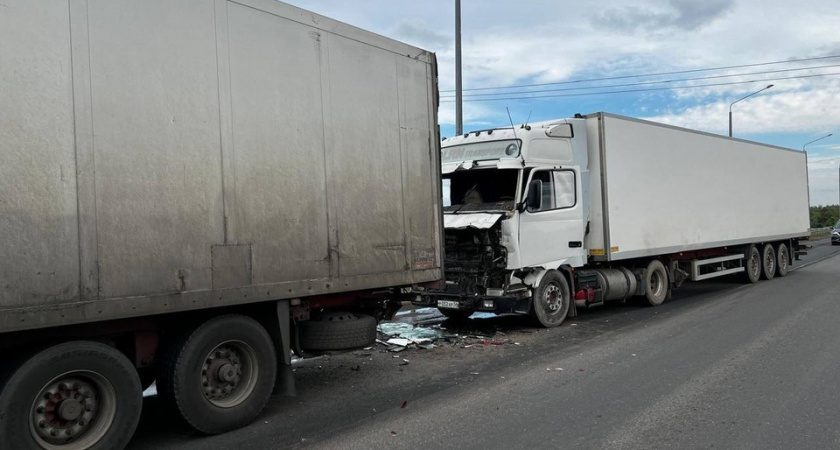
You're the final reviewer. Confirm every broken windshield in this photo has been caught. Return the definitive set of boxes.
[443,168,519,212]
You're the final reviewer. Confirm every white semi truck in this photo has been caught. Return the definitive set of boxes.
[416,112,810,327]
[0,1,441,448]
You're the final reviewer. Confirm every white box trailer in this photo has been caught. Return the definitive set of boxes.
[417,112,809,327]
[585,113,810,261]
[0,1,441,448]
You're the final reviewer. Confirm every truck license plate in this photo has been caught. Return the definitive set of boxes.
[437,300,460,309]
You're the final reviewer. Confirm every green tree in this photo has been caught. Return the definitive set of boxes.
[810,205,840,228]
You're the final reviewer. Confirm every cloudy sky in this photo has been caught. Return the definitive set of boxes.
[284,0,840,206]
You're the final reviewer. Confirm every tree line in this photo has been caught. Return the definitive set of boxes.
[810,205,840,228]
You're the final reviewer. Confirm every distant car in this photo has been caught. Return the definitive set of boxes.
[833,221,840,246]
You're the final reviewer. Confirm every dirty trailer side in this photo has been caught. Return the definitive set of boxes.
[0,0,441,448]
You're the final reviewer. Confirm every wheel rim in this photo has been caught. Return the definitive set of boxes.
[200,340,259,408]
[765,248,776,273]
[649,269,665,298]
[542,283,564,316]
[29,371,117,449]
[749,251,760,278]
[779,247,789,272]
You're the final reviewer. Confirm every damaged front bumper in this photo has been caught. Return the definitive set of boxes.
[412,289,532,315]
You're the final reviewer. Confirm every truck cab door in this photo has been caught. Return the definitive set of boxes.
[518,168,586,268]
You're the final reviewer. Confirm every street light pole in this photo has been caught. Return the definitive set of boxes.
[802,133,832,151]
[729,84,774,137]
[455,0,463,136]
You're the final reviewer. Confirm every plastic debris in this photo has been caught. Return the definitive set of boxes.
[401,400,408,408]
[386,338,411,347]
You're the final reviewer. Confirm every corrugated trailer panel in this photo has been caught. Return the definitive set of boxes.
[586,113,810,261]
[0,0,80,309]
[0,0,441,332]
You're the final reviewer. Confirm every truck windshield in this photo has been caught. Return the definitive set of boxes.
[443,168,519,212]
[441,139,521,163]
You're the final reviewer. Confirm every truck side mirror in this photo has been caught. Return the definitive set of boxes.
[526,179,542,211]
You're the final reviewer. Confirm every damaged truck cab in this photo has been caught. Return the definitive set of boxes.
[415,113,811,328]
[417,120,589,327]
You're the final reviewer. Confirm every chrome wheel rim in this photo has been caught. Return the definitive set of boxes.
[200,340,259,408]
[542,283,564,315]
[30,371,116,449]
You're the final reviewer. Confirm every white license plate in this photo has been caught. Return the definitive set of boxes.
[437,300,460,309]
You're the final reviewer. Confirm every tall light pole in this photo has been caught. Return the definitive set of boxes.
[801,132,835,221]
[455,0,463,135]
[729,84,773,137]
[802,133,832,151]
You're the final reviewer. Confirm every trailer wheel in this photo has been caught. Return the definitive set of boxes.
[438,308,473,321]
[157,315,276,434]
[298,311,377,351]
[776,243,790,277]
[0,341,142,450]
[760,243,776,280]
[530,270,570,328]
[643,260,669,306]
[742,245,761,283]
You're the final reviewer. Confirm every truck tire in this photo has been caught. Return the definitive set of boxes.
[298,311,377,351]
[157,315,277,435]
[776,243,790,277]
[760,243,776,280]
[643,260,669,306]
[438,308,473,321]
[530,270,570,328]
[0,341,142,450]
[742,245,761,283]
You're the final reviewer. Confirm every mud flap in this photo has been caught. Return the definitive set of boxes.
[273,301,295,397]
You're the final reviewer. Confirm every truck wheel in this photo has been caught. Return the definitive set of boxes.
[438,308,473,321]
[298,311,376,351]
[643,260,669,306]
[157,315,277,434]
[742,245,761,283]
[0,341,142,450]
[530,270,570,328]
[776,243,790,277]
[760,243,776,280]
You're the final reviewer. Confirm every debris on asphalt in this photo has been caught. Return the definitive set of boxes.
[378,321,454,351]
[386,337,412,347]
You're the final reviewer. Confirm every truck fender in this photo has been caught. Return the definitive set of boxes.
[521,267,550,288]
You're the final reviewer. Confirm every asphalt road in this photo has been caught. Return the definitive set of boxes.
[129,238,840,450]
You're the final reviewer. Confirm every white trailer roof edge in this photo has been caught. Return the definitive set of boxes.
[234,0,433,62]
[583,112,803,155]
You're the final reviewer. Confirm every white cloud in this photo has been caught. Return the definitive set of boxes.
[642,82,840,135]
